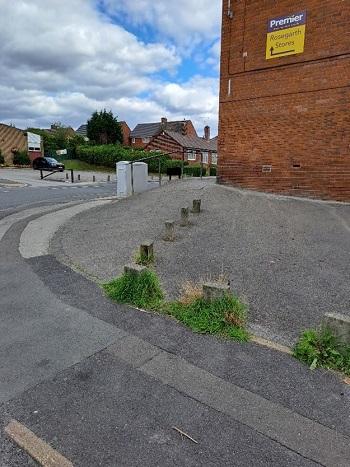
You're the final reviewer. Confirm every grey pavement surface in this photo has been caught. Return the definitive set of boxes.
[1,180,350,466]
[52,178,350,345]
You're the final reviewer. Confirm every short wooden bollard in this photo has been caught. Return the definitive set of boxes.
[65,172,69,180]
[107,175,111,182]
[140,241,154,261]
[322,313,350,345]
[203,282,230,302]
[163,221,175,241]
[77,174,81,181]
[124,264,147,276]
[93,175,96,182]
[191,199,201,214]
[180,207,189,227]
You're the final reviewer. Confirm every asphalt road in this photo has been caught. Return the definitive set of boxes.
[0,174,349,466]
[0,182,116,213]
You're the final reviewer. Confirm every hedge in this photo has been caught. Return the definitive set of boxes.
[76,145,184,173]
[0,150,4,165]
[183,165,208,177]
[13,151,30,166]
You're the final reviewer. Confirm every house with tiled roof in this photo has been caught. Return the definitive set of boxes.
[130,117,197,149]
[147,125,218,167]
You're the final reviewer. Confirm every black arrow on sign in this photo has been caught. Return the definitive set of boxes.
[270,46,295,56]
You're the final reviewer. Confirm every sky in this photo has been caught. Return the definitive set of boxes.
[0,0,221,136]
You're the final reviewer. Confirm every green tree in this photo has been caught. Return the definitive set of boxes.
[87,110,123,145]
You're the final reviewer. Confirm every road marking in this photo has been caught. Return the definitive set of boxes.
[19,199,113,258]
[251,335,292,354]
[5,419,73,467]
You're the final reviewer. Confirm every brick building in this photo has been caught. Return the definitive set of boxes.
[218,0,350,201]
[76,121,130,146]
[147,126,218,166]
[0,123,42,164]
[130,117,197,149]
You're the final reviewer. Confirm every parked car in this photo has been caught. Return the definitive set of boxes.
[32,157,65,172]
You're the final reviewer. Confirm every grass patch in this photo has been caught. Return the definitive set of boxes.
[62,159,114,172]
[103,269,164,309]
[104,269,249,342]
[293,327,350,375]
[164,294,249,342]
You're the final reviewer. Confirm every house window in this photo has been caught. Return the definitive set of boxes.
[142,137,150,143]
[211,152,218,165]
[132,138,136,144]
[187,150,196,161]
[202,152,208,164]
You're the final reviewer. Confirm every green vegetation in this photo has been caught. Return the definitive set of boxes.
[183,165,208,177]
[134,251,155,267]
[104,267,249,342]
[61,159,114,172]
[103,269,164,310]
[293,327,350,375]
[13,150,30,166]
[0,150,4,164]
[87,109,123,145]
[164,295,249,342]
[77,144,172,173]
[27,124,85,157]
[210,166,217,176]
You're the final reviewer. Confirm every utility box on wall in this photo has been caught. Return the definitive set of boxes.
[116,161,148,198]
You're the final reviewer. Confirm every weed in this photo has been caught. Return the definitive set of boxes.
[164,294,249,342]
[179,281,203,305]
[293,327,350,375]
[134,251,154,267]
[103,269,164,309]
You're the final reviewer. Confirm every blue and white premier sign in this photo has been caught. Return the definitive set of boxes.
[266,11,307,59]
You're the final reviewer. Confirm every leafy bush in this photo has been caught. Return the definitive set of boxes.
[183,165,208,177]
[210,166,217,176]
[0,150,4,164]
[103,269,164,309]
[293,327,350,375]
[164,294,249,342]
[76,145,172,173]
[13,151,30,166]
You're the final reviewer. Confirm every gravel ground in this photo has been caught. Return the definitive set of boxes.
[51,178,350,345]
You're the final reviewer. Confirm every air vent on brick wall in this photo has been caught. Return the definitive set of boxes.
[262,165,272,173]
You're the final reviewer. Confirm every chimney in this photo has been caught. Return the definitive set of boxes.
[204,125,210,141]
[161,117,167,125]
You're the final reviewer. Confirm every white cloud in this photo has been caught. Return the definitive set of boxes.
[0,0,220,134]
[102,0,221,50]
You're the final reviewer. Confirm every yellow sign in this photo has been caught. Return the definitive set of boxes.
[266,11,307,60]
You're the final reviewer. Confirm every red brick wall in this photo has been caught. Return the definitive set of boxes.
[120,122,131,146]
[147,134,184,160]
[218,0,350,201]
